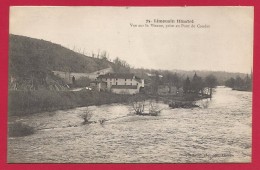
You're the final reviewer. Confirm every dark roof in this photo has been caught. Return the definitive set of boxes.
[98,73,135,79]
[111,85,138,89]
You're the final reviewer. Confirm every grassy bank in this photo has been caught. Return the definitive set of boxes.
[8,90,131,116]
[8,89,211,116]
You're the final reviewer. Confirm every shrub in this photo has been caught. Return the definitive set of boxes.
[8,122,35,137]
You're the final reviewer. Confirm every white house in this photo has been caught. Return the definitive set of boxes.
[96,73,144,94]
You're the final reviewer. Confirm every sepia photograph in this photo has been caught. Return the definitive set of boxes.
[8,6,253,163]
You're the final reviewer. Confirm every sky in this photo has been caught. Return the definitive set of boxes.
[10,6,253,73]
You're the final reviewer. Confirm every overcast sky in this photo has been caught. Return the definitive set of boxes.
[10,6,253,73]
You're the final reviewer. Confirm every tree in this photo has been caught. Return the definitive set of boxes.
[205,74,218,98]
[191,73,204,95]
[225,74,252,91]
[244,74,252,90]
[80,108,93,124]
[183,77,191,94]
[231,76,245,90]
[225,77,235,88]
[129,95,146,115]
[173,73,182,88]
[112,57,131,73]
[151,71,160,95]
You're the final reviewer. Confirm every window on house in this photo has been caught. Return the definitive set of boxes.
[125,79,127,81]
[137,83,138,86]
[116,82,118,85]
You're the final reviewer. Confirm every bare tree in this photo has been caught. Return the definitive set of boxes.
[129,95,146,115]
[91,51,95,58]
[79,108,93,124]
[148,101,161,116]
[97,49,100,58]
[205,74,218,98]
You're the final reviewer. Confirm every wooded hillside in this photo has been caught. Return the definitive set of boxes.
[9,34,112,78]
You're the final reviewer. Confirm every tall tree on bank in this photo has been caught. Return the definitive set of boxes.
[191,73,204,95]
[225,74,252,91]
[183,77,191,94]
[205,74,218,98]
[162,71,181,93]
[151,71,160,95]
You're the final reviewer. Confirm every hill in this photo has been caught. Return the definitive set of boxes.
[9,34,116,90]
[9,34,112,78]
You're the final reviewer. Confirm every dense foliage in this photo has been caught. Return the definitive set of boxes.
[225,74,252,91]
[131,68,247,86]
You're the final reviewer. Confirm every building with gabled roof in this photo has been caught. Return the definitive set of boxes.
[96,73,144,94]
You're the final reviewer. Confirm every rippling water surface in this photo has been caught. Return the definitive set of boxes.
[8,87,252,163]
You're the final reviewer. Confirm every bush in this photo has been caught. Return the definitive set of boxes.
[8,122,35,137]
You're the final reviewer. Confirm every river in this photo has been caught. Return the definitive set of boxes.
[8,87,252,163]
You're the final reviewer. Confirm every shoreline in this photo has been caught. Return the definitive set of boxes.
[8,89,211,117]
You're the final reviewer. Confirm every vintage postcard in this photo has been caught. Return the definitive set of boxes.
[8,6,253,163]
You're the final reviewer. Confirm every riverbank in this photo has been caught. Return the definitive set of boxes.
[232,87,252,92]
[8,90,131,116]
[8,90,211,116]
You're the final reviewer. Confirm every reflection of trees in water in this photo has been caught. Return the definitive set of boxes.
[199,98,210,109]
